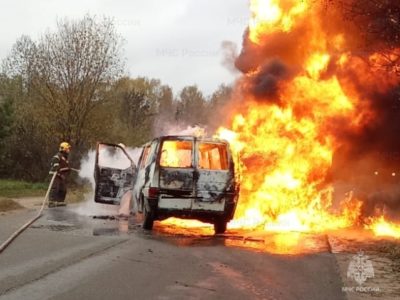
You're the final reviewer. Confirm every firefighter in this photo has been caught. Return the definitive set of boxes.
[48,142,71,207]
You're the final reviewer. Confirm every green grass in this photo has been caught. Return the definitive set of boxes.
[0,179,91,207]
[0,179,48,198]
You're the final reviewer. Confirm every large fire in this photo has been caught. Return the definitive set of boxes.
[217,0,400,237]
[162,0,400,239]
[249,0,308,44]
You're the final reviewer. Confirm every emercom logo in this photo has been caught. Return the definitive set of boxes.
[347,251,374,286]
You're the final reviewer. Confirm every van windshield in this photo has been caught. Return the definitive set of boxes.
[160,140,192,168]
[198,143,228,170]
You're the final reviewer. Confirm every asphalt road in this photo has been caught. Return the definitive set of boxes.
[0,203,399,300]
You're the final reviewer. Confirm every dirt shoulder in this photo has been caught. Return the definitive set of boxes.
[0,196,44,213]
[0,198,24,212]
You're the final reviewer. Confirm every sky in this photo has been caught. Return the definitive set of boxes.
[0,0,249,96]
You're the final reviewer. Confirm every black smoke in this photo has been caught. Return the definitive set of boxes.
[249,59,290,102]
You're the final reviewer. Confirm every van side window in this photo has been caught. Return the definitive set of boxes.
[198,143,228,170]
[160,141,192,168]
[139,146,151,169]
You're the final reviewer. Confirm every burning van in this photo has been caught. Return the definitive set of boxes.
[94,136,239,234]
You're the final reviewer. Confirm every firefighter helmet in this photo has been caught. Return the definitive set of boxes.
[59,142,71,152]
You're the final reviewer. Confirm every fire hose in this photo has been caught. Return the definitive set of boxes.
[0,168,80,254]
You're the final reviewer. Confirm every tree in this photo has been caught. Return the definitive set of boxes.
[328,0,400,74]
[158,86,174,117]
[0,74,19,177]
[0,74,56,180]
[206,84,233,131]
[3,15,124,154]
[176,85,207,125]
[208,84,232,112]
[97,77,173,146]
[153,85,175,135]
[0,75,15,142]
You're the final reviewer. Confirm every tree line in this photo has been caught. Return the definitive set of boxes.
[0,15,233,181]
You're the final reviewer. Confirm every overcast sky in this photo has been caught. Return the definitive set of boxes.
[0,0,249,96]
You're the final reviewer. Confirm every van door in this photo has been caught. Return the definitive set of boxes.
[194,141,233,210]
[132,142,153,211]
[94,143,136,205]
[158,139,195,210]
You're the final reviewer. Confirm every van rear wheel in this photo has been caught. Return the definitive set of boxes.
[213,220,227,234]
[143,204,154,230]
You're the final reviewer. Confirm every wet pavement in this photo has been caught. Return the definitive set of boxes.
[0,205,399,299]
[29,206,332,256]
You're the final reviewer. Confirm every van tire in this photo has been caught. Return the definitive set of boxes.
[214,220,227,234]
[143,203,154,230]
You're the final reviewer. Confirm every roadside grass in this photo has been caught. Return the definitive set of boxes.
[0,179,47,198]
[0,179,91,204]
[0,179,91,212]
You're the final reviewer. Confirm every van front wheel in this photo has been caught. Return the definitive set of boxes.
[213,220,227,234]
[143,203,154,230]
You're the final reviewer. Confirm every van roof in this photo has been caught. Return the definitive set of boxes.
[163,135,227,141]
[142,135,229,146]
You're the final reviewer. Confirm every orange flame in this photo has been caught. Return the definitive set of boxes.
[160,141,192,168]
[367,217,400,239]
[158,0,400,240]
[249,0,309,44]
[215,0,400,237]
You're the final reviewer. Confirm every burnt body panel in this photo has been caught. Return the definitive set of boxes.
[94,143,136,205]
[159,168,194,192]
[95,167,135,205]
[196,170,233,201]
